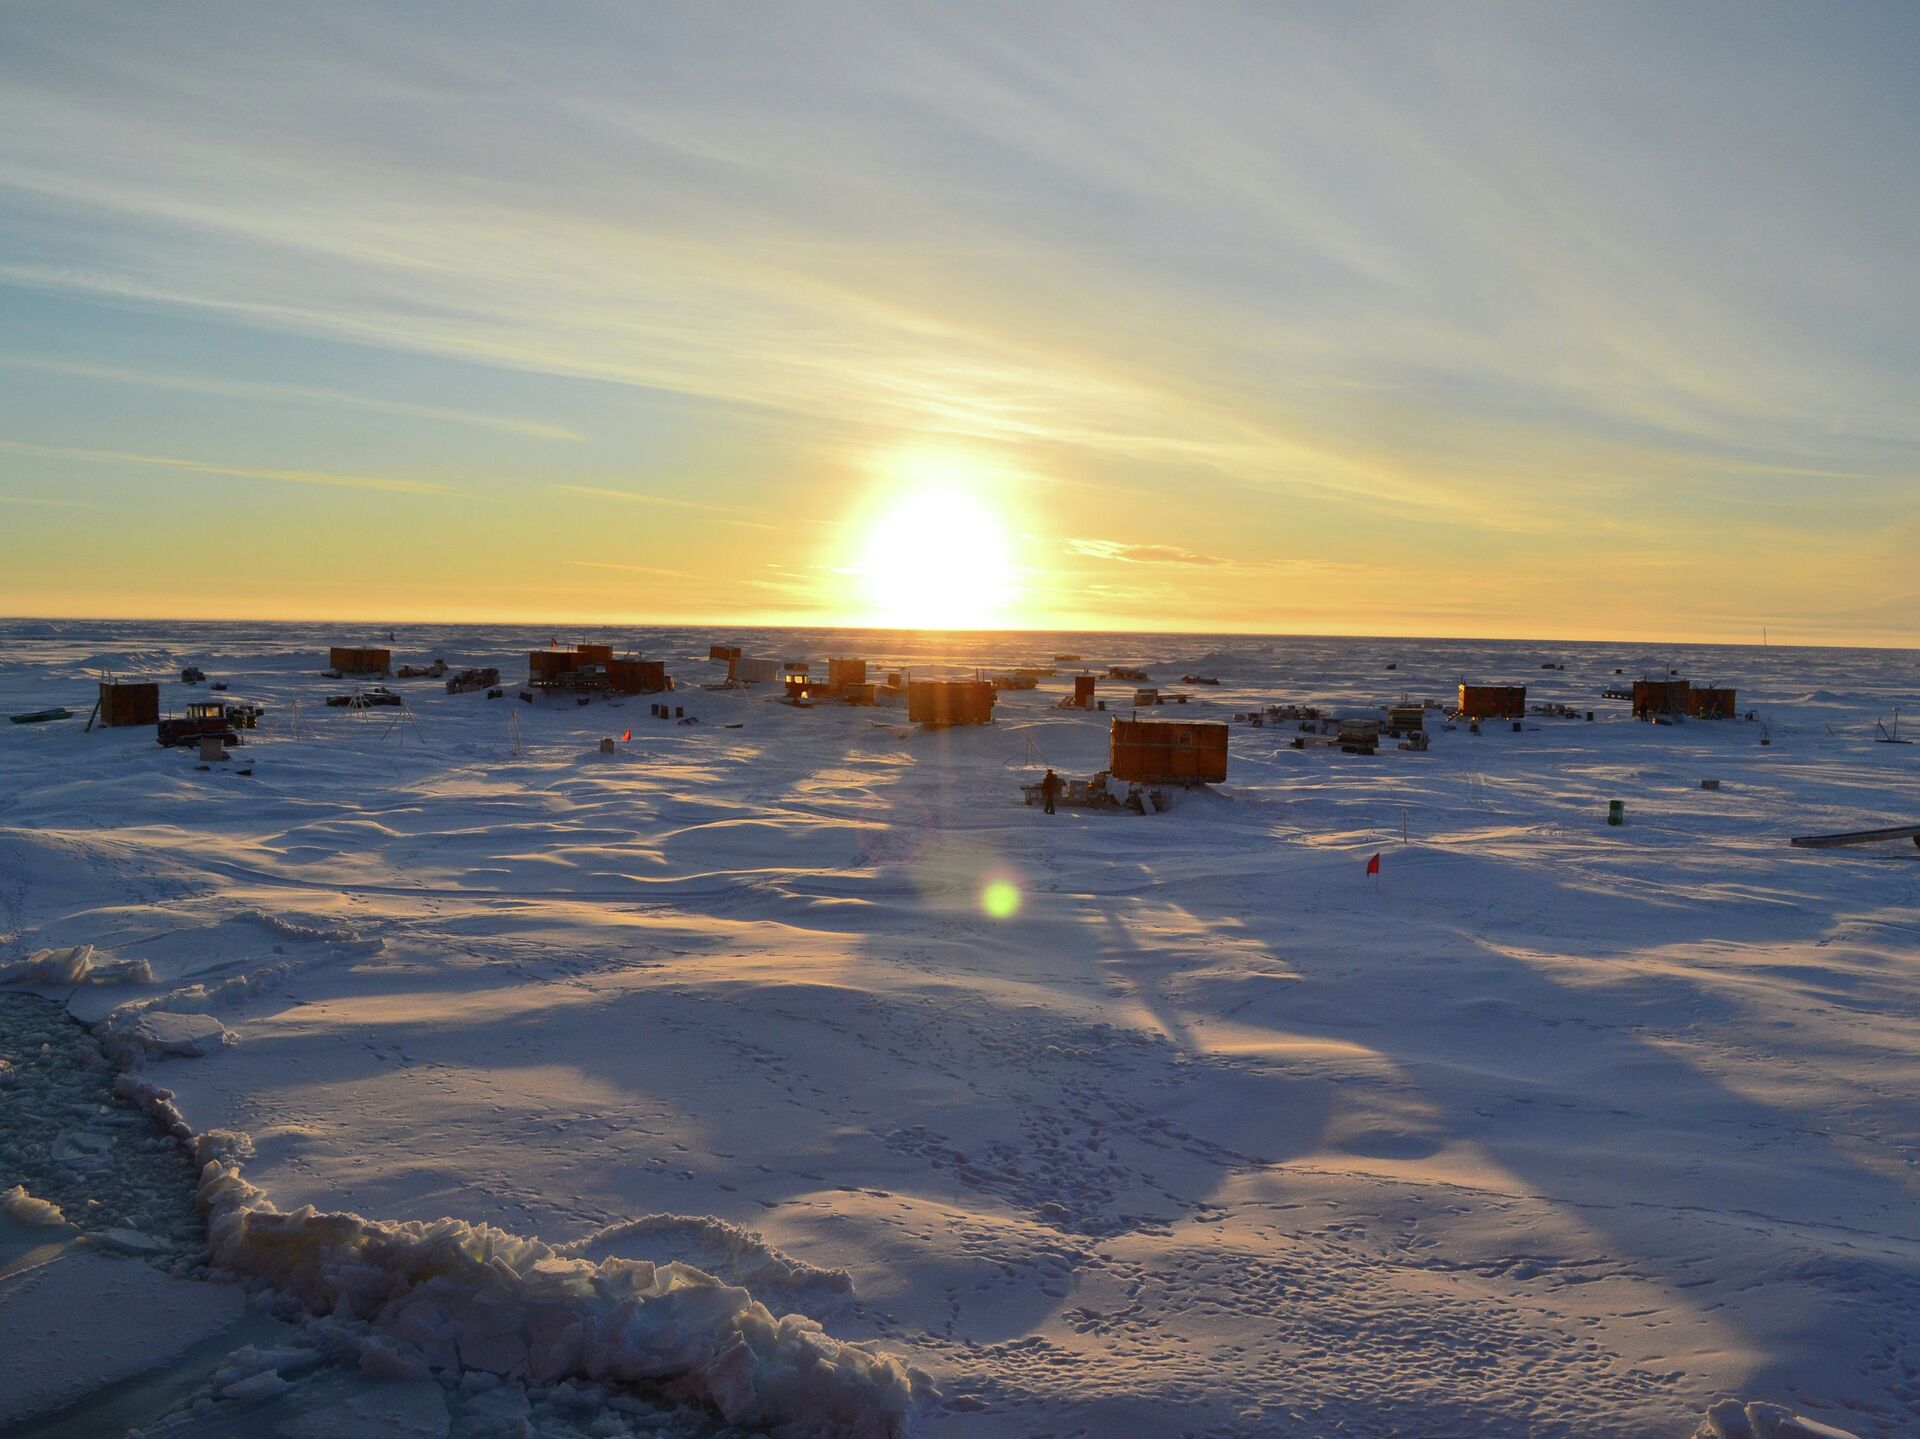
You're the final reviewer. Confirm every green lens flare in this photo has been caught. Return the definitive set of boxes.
[981,879,1021,918]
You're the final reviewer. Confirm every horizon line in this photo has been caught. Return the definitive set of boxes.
[0,612,1913,656]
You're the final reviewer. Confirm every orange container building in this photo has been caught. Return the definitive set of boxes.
[907,679,996,726]
[98,680,160,727]
[1073,674,1097,707]
[528,649,578,683]
[828,658,867,690]
[1109,718,1229,784]
[1457,684,1526,719]
[606,658,669,694]
[1633,679,1690,718]
[1686,686,1736,719]
[329,646,391,674]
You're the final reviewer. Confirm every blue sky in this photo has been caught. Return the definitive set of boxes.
[1,3,1914,640]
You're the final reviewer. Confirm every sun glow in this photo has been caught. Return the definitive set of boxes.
[856,477,1017,629]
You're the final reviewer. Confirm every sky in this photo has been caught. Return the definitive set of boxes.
[0,2,1916,643]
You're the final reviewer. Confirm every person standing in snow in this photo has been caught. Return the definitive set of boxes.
[1040,768,1061,815]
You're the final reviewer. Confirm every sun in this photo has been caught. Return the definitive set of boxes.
[858,482,1016,629]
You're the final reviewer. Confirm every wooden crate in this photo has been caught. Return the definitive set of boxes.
[1457,684,1526,719]
[907,680,996,726]
[1109,718,1228,783]
[98,680,159,727]
[828,657,867,690]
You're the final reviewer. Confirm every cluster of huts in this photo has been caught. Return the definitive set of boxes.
[526,643,669,697]
[1628,678,1738,720]
[322,641,675,699]
[63,637,1750,809]
[708,645,1000,725]
[89,679,258,751]
[1454,678,1736,722]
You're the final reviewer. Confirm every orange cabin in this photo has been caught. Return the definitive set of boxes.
[98,680,160,727]
[1633,679,1689,717]
[1457,684,1526,719]
[828,658,867,690]
[1109,718,1229,784]
[1686,686,1736,719]
[607,658,669,694]
[907,680,996,726]
[528,650,578,683]
[329,646,391,674]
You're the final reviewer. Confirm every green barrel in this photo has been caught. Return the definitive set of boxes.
[1608,799,1625,826]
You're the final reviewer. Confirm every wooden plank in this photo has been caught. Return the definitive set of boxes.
[1790,825,1920,849]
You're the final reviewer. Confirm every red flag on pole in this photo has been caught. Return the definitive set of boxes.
[620,728,631,742]
[1365,852,1381,876]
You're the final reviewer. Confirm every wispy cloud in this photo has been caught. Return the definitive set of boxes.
[0,441,450,495]
[1067,538,1229,567]
[550,484,773,529]
[0,492,97,509]
[562,558,705,582]
[0,354,582,441]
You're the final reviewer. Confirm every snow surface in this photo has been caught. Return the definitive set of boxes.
[2,620,1917,1436]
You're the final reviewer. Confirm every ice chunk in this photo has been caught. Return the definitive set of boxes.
[102,1063,912,1434]
[279,1377,450,1438]
[1695,1399,1861,1439]
[0,945,154,987]
[190,1158,915,1438]
[126,1010,233,1058]
[86,1227,171,1256]
[1,1183,68,1228]
[0,1243,246,1428]
[222,1368,292,1402]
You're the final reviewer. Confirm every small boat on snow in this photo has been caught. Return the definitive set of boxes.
[10,707,74,724]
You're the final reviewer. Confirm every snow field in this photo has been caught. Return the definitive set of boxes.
[2,621,1916,1436]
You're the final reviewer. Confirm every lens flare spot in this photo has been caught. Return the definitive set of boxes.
[981,879,1022,919]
